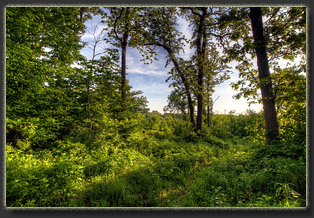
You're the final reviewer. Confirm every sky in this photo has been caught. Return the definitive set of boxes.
[80,12,264,114]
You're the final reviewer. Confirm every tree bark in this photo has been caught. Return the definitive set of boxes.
[249,7,279,144]
[195,8,207,131]
[121,9,130,110]
[121,32,128,109]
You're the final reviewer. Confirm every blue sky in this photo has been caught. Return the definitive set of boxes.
[80,12,263,114]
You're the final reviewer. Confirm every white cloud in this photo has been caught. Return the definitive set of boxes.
[177,16,192,36]
[134,83,172,95]
[81,32,94,42]
[126,47,171,77]
[127,68,168,77]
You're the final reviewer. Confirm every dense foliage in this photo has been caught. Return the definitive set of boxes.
[6,111,306,207]
[6,7,306,208]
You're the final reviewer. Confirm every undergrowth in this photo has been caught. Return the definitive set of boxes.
[6,113,306,207]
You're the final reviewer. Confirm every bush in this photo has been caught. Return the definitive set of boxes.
[6,145,85,206]
[6,117,60,150]
[6,111,306,207]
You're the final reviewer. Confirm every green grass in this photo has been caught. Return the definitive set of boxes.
[6,117,306,207]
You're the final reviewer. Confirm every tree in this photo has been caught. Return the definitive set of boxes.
[163,89,189,115]
[206,96,220,127]
[249,7,279,143]
[6,7,89,148]
[80,20,108,117]
[272,65,306,145]
[203,46,230,127]
[144,7,230,130]
[143,7,196,127]
[105,7,151,111]
[185,7,209,131]
[218,7,305,144]
[181,7,230,131]
[127,90,150,114]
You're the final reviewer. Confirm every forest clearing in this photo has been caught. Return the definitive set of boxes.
[5,6,307,208]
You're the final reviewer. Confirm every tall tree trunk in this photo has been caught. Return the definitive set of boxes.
[196,8,207,131]
[207,104,210,127]
[249,7,279,144]
[121,9,130,111]
[121,34,128,109]
[196,81,203,131]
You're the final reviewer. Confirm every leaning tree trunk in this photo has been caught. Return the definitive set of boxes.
[156,42,196,127]
[249,7,279,144]
[171,56,196,128]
